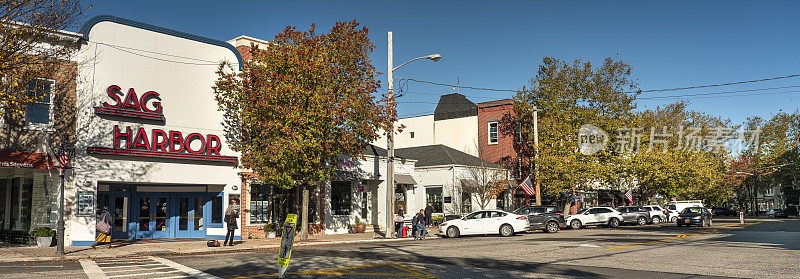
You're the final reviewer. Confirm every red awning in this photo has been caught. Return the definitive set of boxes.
[0,151,55,169]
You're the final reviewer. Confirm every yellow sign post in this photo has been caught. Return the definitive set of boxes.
[277,214,297,278]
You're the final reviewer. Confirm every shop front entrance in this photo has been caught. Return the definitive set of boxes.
[100,184,222,240]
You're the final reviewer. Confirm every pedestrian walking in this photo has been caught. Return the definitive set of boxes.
[92,207,112,249]
[414,209,428,240]
[224,200,239,246]
[424,203,434,226]
[395,204,405,238]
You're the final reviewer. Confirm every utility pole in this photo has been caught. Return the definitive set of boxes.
[533,106,541,206]
[386,31,395,238]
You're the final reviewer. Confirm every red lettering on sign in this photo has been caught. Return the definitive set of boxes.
[122,88,140,111]
[132,128,151,150]
[114,125,132,149]
[207,134,221,156]
[140,91,162,113]
[152,129,168,152]
[103,85,123,108]
[185,133,206,154]
[169,131,184,153]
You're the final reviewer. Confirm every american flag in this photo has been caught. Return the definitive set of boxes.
[519,175,535,196]
[624,188,633,205]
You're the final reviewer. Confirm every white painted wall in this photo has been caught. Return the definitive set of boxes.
[71,20,242,245]
[371,114,479,156]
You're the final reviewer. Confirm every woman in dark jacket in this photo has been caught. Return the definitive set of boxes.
[224,200,239,246]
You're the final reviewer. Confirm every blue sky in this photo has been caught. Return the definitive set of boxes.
[80,1,800,124]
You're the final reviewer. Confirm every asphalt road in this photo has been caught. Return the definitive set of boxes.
[1,217,797,278]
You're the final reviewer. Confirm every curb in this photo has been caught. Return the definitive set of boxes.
[0,235,437,264]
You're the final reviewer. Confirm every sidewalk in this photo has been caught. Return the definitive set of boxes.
[0,229,439,263]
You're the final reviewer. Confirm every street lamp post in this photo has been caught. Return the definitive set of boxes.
[55,140,74,256]
[386,31,441,238]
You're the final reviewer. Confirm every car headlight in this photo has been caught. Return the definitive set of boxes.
[693,216,702,219]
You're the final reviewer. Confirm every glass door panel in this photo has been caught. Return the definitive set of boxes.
[137,197,152,238]
[111,196,129,239]
[151,196,170,238]
[179,197,189,231]
[194,198,203,231]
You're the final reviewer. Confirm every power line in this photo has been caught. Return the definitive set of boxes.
[398,73,800,95]
[637,85,800,100]
[89,40,238,66]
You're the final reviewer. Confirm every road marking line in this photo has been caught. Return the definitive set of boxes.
[100,263,166,269]
[106,270,184,278]
[103,266,175,274]
[605,220,763,251]
[150,256,221,279]
[232,262,435,278]
[79,259,109,279]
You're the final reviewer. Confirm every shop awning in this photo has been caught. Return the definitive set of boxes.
[394,174,417,185]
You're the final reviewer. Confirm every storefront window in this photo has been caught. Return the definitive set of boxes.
[211,195,222,224]
[425,186,443,213]
[394,184,407,215]
[461,191,472,214]
[331,181,351,215]
[250,184,271,224]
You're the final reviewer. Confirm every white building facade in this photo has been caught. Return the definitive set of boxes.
[70,16,243,246]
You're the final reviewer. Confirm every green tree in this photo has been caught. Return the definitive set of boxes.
[213,21,392,240]
[1,0,86,129]
[513,57,639,202]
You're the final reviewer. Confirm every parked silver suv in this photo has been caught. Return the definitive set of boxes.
[641,205,666,225]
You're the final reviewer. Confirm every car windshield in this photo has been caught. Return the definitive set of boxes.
[681,207,704,214]
[668,205,676,210]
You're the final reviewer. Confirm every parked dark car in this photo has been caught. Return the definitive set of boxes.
[767,209,788,218]
[711,207,736,216]
[616,206,651,226]
[676,207,713,227]
[514,206,566,233]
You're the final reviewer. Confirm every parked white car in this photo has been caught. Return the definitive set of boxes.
[440,210,528,238]
[642,205,667,224]
[566,207,624,229]
[667,200,704,223]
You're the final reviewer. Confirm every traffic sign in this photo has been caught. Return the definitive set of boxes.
[278,214,297,278]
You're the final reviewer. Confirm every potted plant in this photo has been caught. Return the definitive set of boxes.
[354,217,366,233]
[263,223,278,238]
[34,227,55,247]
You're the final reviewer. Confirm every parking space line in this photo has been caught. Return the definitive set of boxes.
[605,220,763,251]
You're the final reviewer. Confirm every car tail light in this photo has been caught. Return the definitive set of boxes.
[516,216,527,220]
[663,211,666,215]
[556,212,564,216]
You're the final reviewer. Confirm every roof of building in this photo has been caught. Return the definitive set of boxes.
[478,99,514,108]
[434,93,477,121]
[396,144,499,168]
[361,144,388,157]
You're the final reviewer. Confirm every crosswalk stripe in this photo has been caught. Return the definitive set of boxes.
[150,257,222,279]
[80,256,219,279]
[79,259,109,279]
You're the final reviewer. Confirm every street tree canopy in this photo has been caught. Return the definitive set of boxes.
[1,0,86,125]
[213,20,392,239]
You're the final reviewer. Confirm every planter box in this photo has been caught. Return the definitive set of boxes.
[356,224,366,233]
[36,237,52,247]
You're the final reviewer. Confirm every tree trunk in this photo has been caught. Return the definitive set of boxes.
[300,183,310,241]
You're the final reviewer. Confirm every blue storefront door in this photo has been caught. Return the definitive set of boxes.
[135,194,171,239]
[109,191,133,239]
[175,194,206,238]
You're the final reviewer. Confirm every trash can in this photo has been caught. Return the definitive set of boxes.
[402,226,408,238]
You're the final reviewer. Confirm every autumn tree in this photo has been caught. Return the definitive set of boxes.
[1,0,86,139]
[213,21,392,240]
[512,57,639,205]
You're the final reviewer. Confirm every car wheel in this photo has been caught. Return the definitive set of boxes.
[446,226,460,238]
[500,224,514,237]
[637,217,647,226]
[651,216,661,225]
[544,221,559,233]
[570,219,583,229]
[609,218,620,228]
[671,216,677,223]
